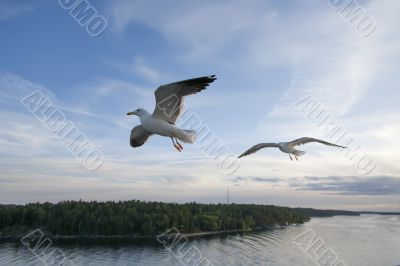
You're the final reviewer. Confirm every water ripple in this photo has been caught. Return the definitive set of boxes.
[1,215,400,266]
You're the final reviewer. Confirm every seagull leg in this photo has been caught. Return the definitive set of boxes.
[171,137,182,152]
[175,138,183,151]
[289,154,293,161]
[295,155,298,162]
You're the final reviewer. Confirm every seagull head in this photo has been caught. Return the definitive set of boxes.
[127,108,147,117]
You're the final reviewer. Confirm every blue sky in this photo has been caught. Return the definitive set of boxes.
[0,0,399,211]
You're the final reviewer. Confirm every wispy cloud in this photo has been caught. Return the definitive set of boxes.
[106,56,165,84]
[264,0,400,120]
[232,176,283,185]
[108,0,278,61]
[291,176,400,195]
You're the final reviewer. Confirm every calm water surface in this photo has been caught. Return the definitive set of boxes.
[1,215,399,266]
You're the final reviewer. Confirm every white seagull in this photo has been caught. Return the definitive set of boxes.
[127,75,217,152]
[238,137,346,161]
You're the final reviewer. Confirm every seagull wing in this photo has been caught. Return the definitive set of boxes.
[288,137,346,148]
[238,143,279,158]
[130,125,152,148]
[152,75,217,124]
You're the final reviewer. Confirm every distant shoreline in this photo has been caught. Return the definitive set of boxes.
[0,226,292,240]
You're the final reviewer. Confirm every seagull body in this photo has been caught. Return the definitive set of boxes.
[127,75,216,152]
[135,109,195,143]
[238,137,346,161]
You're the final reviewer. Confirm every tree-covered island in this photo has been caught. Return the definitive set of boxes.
[0,200,310,238]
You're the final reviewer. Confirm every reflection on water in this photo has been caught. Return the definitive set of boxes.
[1,215,399,266]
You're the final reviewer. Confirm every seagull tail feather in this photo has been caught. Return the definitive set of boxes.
[293,150,306,157]
[184,130,197,143]
[176,130,197,144]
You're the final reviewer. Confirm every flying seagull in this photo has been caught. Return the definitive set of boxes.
[238,137,346,161]
[127,75,217,152]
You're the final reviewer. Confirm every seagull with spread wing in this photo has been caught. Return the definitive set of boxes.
[238,137,346,161]
[127,75,217,152]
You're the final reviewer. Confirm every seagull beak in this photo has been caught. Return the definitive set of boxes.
[127,111,136,116]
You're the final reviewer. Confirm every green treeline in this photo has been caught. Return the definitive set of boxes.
[295,208,360,217]
[0,200,309,237]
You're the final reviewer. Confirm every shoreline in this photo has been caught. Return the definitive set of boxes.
[0,225,294,241]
